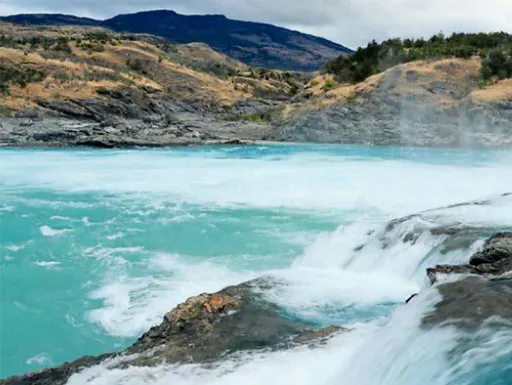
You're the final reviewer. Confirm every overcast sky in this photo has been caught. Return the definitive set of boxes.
[1,0,511,48]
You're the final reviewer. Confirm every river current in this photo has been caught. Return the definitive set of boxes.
[1,145,511,384]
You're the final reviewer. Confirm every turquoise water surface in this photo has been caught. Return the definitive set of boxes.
[1,144,512,381]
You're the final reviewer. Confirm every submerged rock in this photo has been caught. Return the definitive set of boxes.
[2,279,346,385]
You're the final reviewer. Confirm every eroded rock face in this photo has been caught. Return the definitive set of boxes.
[423,277,512,328]
[2,279,346,385]
[424,232,512,328]
[427,233,512,284]
[470,233,512,266]
[0,116,271,148]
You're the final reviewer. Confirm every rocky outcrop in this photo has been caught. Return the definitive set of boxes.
[427,233,512,284]
[2,279,346,385]
[270,62,512,148]
[423,233,512,328]
[423,277,512,328]
[271,95,512,148]
[0,114,272,148]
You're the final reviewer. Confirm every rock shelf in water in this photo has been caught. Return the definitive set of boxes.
[4,227,512,385]
[2,279,347,385]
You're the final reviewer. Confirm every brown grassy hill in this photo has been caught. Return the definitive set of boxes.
[271,57,512,147]
[0,23,306,120]
[280,57,512,117]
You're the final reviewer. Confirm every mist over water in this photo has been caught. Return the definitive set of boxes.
[1,145,511,384]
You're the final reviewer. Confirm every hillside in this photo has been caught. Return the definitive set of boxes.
[0,10,352,71]
[0,22,314,146]
[1,24,512,148]
[0,22,306,118]
[268,32,512,147]
[272,57,512,147]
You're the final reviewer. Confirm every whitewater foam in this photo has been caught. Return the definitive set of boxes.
[87,253,256,338]
[26,353,53,367]
[106,232,125,241]
[40,225,72,237]
[2,148,512,216]
[5,244,25,252]
[3,146,512,381]
[67,326,376,385]
[33,261,62,268]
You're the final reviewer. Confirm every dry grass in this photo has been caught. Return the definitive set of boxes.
[177,43,247,71]
[274,57,500,121]
[0,27,255,111]
[472,79,512,102]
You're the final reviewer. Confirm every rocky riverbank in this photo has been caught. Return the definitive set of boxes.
[0,115,272,148]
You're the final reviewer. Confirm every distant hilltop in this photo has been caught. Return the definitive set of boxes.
[0,10,353,71]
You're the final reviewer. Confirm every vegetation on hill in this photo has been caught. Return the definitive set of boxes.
[326,32,512,83]
[0,23,308,117]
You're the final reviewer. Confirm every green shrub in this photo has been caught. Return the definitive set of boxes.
[0,82,10,96]
[220,113,270,123]
[0,104,12,116]
[127,58,149,74]
[480,49,512,81]
[95,87,110,95]
[0,65,47,88]
[53,70,71,82]
[85,32,110,42]
[54,38,72,54]
[322,80,335,92]
[327,32,512,83]
[288,83,299,96]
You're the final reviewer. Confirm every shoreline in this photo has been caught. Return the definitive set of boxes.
[2,117,512,150]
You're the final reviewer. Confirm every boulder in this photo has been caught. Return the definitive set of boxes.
[423,232,512,328]
[470,233,512,266]
[2,278,346,385]
[427,233,512,284]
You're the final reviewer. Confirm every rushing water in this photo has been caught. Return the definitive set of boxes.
[1,145,512,384]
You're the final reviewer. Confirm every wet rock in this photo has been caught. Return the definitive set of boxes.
[405,294,418,304]
[423,277,512,328]
[127,279,347,363]
[423,232,512,328]
[469,233,512,266]
[2,279,346,385]
[142,115,164,124]
[1,354,114,385]
[427,233,512,284]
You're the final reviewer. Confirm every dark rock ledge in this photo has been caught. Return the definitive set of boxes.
[1,279,347,385]
[427,233,512,284]
[0,116,272,148]
[423,232,512,328]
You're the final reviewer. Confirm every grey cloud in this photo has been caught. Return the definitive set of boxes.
[1,0,512,48]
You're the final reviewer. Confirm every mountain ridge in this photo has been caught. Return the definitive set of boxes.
[0,10,352,71]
